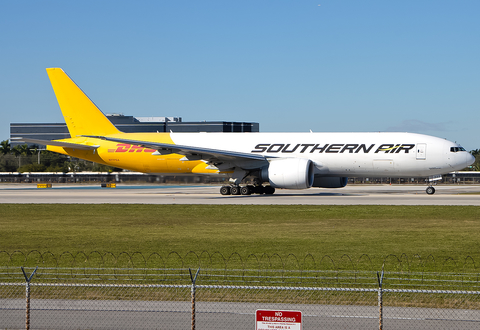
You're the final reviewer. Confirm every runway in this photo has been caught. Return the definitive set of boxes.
[0,184,479,205]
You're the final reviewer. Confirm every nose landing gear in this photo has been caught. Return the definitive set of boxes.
[425,175,441,195]
[426,186,435,195]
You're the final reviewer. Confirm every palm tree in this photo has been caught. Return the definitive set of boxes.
[11,145,21,157]
[31,144,41,164]
[0,140,10,155]
[468,149,480,171]
[12,144,32,169]
[19,144,32,156]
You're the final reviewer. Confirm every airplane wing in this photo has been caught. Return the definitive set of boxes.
[84,135,271,162]
[11,137,99,150]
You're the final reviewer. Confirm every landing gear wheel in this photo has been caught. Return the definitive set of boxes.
[263,186,275,195]
[240,186,251,195]
[426,186,435,195]
[220,186,231,195]
[230,186,241,195]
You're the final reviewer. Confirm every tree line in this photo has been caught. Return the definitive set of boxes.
[1,139,479,172]
[469,149,480,171]
[0,140,119,172]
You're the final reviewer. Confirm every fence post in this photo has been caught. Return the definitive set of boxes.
[21,266,38,330]
[189,268,200,330]
[377,268,384,330]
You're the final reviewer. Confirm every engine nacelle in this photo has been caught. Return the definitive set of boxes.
[312,176,348,188]
[261,158,314,189]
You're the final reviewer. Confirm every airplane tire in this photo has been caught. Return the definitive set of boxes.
[426,186,435,195]
[264,186,275,195]
[240,186,251,195]
[230,186,241,195]
[220,186,231,195]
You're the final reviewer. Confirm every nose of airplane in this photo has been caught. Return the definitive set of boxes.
[467,152,476,167]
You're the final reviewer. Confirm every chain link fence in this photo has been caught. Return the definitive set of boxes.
[2,265,480,329]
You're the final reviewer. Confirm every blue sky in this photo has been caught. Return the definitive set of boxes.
[1,1,479,150]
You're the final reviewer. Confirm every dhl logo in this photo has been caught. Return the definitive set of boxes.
[108,144,156,153]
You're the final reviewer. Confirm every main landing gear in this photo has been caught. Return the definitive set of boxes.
[220,185,275,196]
[426,186,435,195]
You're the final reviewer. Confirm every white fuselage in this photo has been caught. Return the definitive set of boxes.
[170,132,473,178]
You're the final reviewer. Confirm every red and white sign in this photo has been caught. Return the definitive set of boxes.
[256,310,302,330]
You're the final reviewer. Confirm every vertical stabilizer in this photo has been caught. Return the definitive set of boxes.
[46,68,121,137]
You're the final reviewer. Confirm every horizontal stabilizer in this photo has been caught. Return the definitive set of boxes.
[11,137,98,150]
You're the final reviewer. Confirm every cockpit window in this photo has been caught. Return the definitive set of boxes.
[450,146,466,152]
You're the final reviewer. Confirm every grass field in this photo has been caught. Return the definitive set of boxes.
[1,204,479,272]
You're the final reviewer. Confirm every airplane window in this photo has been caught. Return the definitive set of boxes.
[450,147,466,152]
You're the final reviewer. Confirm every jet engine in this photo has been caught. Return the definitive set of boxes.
[312,176,348,188]
[260,158,314,189]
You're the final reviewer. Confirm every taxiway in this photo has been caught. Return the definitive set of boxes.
[0,184,479,205]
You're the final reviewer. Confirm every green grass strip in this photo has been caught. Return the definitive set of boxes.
[1,204,479,272]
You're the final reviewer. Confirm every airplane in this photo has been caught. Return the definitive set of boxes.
[14,68,475,195]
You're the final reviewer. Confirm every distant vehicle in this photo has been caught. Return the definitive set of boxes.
[15,68,475,195]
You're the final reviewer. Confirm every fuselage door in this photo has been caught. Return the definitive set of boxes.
[416,143,426,160]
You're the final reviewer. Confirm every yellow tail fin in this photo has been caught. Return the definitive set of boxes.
[46,68,121,138]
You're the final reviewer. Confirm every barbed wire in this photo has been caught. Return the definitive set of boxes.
[0,250,478,274]
[1,251,480,291]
